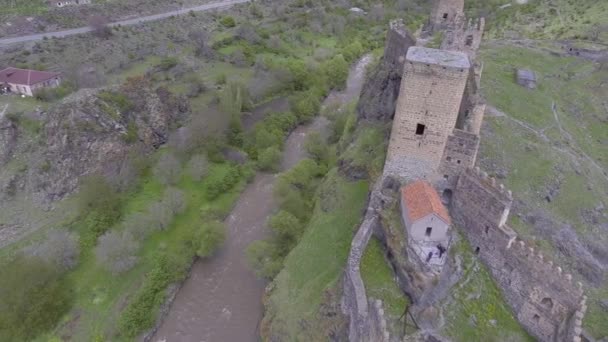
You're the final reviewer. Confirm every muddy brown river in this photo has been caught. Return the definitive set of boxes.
[152,54,372,342]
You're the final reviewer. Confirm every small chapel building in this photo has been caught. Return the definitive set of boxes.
[401,180,452,268]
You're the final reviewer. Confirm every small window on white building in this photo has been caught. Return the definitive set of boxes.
[443,13,448,19]
[425,227,432,237]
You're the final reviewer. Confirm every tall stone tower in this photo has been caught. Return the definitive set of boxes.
[430,0,465,30]
[385,47,470,181]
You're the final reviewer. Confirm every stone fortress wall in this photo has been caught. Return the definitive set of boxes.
[452,168,586,342]
[343,0,587,341]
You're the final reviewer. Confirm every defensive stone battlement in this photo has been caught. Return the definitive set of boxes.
[453,167,585,341]
[441,15,485,59]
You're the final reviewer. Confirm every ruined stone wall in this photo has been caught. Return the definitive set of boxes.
[386,57,469,180]
[342,179,395,342]
[452,168,586,342]
[437,129,479,190]
[441,16,485,60]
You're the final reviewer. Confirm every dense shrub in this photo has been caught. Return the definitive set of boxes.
[205,166,241,200]
[220,16,236,27]
[157,57,179,71]
[291,90,321,122]
[77,176,122,246]
[304,131,329,164]
[195,220,226,258]
[98,90,134,114]
[34,82,75,102]
[257,146,282,172]
[0,257,73,341]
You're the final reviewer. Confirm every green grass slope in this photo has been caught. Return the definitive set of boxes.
[262,170,369,341]
[478,43,608,338]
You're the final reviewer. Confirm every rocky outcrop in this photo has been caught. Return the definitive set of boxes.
[356,20,415,123]
[1,77,188,205]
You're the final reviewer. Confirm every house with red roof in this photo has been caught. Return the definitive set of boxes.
[401,180,451,243]
[0,67,62,97]
[401,180,452,268]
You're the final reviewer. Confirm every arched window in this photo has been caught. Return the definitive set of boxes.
[541,297,554,310]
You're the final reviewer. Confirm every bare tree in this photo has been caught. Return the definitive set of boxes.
[122,212,155,240]
[88,15,112,39]
[25,229,80,270]
[154,153,182,185]
[148,201,174,230]
[236,23,261,44]
[187,154,209,181]
[188,29,215,58]
[95,231,139,274]
[163,187,186,216]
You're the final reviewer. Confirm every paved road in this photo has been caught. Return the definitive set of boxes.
[0,0,250,46]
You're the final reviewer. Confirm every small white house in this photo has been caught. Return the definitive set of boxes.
[401,180,451,243]
[0,67,62,97]
[401,180,452,268]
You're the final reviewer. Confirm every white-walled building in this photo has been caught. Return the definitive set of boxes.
[401,180,451,269]
[0,67,62,97]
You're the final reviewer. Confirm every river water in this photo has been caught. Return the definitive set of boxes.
[152,53,373,342]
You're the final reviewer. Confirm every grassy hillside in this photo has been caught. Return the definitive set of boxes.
[442,235,534,342]
[468,0,608,43]
[262,170,369,340]
[478,43,608,338]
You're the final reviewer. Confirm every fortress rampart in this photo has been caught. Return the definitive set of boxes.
[452,167,586,341]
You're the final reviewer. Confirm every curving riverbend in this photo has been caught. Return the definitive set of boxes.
[152,53,373,342]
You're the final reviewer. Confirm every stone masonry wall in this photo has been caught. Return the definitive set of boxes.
[452,167,587,342]
[437,129,480,190]
[342,180,394,342]
[386,58,469,177]
[441,16,485,60]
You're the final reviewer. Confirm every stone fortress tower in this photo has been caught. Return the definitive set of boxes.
[379,0,588,340]
[385,47,470,182]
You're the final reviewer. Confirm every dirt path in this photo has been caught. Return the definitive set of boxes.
[152,54,373,342]
[0,0,250,47]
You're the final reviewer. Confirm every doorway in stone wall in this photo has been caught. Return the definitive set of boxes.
[442,189,453,204]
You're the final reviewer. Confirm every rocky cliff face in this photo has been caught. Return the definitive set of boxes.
[356,19,415,123]
[0,77,188,206]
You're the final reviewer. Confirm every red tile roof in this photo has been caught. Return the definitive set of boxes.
[401,180,451,224]
[0,67,61,86]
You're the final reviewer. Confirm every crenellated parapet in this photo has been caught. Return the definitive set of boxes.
[441,15,485,59]
[452,167,585,342]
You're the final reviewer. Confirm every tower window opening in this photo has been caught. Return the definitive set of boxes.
[416,124,426,135]
[466,35,474,46]
[443,13,448,19]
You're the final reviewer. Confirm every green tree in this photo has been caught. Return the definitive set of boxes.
[269,210,303,255]
[196,221,226,258]
[257,146,282,172]
[321,54,349,90]
[246,240,283,279]
[305,132,329,164]
[0,257,73,341]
